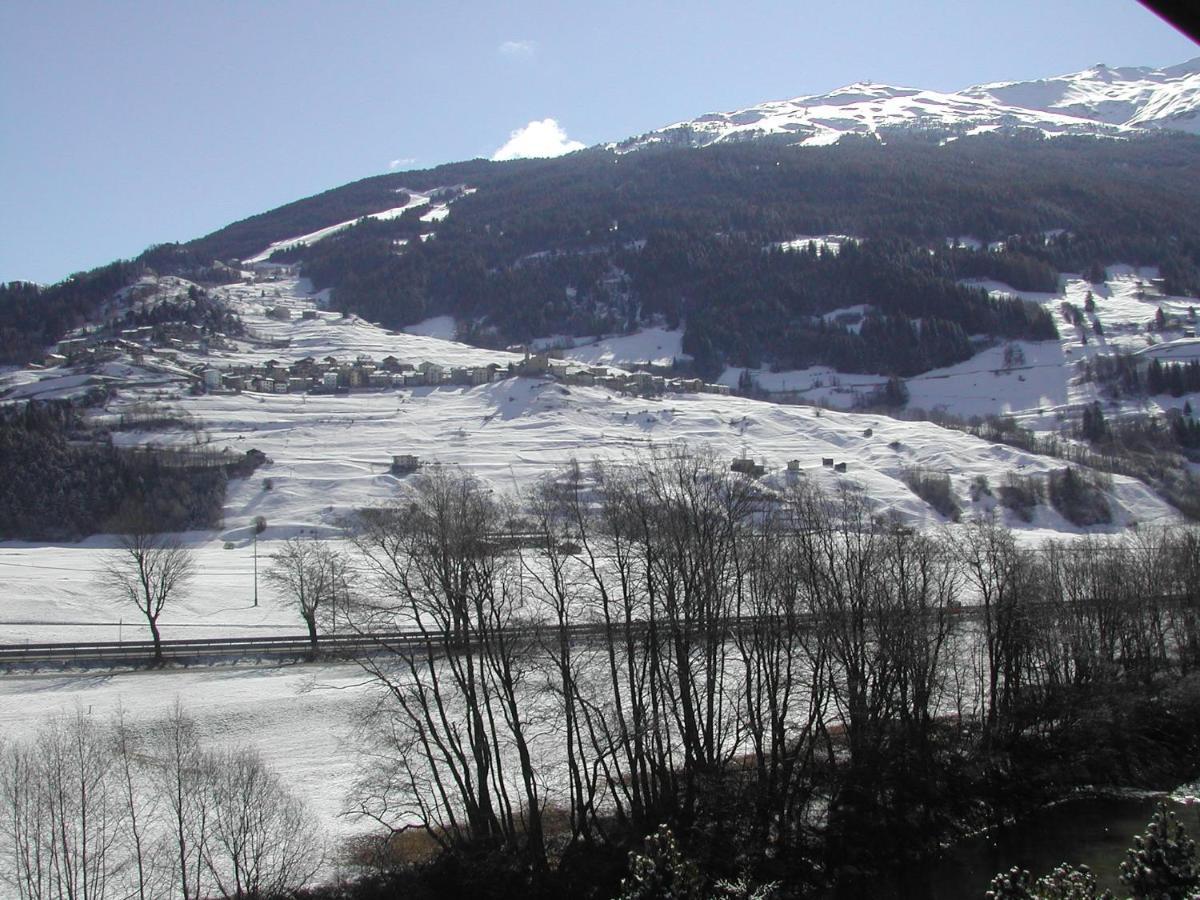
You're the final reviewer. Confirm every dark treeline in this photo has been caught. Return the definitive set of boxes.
[0,402,244,540]
[328,452,1200,899]
[0,261,141,365]
[1147,358,1200,397]
[193,131,1200,269]
[1083,355,1200,401]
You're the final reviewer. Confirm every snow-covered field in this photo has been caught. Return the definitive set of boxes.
[560,326,686,368]
[0,662,373,841]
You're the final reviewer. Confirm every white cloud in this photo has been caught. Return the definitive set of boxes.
[492,118,585,161]
[498,39,536,59]
[388,157,416,170]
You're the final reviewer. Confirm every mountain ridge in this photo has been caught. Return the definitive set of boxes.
[617,57,1200,151]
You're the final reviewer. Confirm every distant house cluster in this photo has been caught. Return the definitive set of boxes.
[46,323,233,370]
[729,455,850,480]
[193,348,734,399]
[245,261,300,282]
[200,355,505,395]
[44,325,732,402]
[558,363,732,397]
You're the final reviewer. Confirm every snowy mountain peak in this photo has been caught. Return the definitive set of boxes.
[964,57,1200,134]
[617,58,1200,151]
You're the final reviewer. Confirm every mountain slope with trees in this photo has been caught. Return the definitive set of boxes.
[4,128,1200,376]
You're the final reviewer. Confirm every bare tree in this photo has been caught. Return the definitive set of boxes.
[0,711,121,900]
[99,527,194,665]
[149,703,211,900]
[263,536,346,653]
[351,466,547,866]
[112,705,159,900]
[202,746,323,899]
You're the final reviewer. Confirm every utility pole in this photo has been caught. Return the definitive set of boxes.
[253,526,259,607]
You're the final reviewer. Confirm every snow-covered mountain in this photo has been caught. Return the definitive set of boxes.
[619,58,1200,150]
[966,59,1200,133]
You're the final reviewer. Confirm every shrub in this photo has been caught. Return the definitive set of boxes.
[971,474,993,501]
[902,468,962,521]
[998,474,1045,523]
[1048,467,1112,527]
[986,864,1108,899]
[617,826,704,900]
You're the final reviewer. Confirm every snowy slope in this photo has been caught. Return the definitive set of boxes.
[241,185,475,265]
[618,58,1200,150]
[4,268,1190,649]
[965,58,1200,134]
[721,264,1199,427]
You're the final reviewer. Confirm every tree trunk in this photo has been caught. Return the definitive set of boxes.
[305,613,318,656]
[149,617,164,665]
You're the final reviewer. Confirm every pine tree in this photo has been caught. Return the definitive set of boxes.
[1120,802,1198,900]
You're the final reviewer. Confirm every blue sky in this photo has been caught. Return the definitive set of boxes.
[1,1,1195,284]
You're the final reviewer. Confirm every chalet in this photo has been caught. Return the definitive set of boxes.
[787,460,801,472]
[272,380,289,394]
[289,377,311,392]
[391,454,420,474]
[55,338,89,358]
[420,362,445,384]
[731,457,767,478]
[369,372,393,388]
[322,371,340,389]
[201,368,223,390]
[450,367,472,385]
[292,357,320,377]
[517,352,550,376]
[822,458,834,467]
[834,462,848,473]
[301,309,318,320]
[628,372,655,392]
[380,355,404,372]
[346,368,366,388]
[120,326,154,344]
